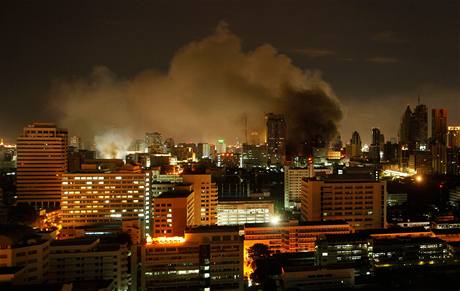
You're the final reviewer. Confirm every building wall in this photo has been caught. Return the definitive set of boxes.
[301,178,387,230]
[61,169,148,235]
[243,221,352,254]
[49,239,129,290]
[182,175,218,226]
[142,226,243,291]
[0,238,50,285]
[217,200,274,225]
[16,123,68,208]
[284,167,311,209]
[152,192,194,237]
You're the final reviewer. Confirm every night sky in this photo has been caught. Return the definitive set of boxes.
[1,0,459,145]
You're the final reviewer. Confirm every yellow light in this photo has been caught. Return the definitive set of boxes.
[415,175,423,183]
[148,236,186,245]
[271,215,280,225]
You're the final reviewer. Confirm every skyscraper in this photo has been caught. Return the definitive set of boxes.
[350,131,362,159]
[369,128,381,163]
[432,109,448,144]
[431,109,448,174]
[265,113,286,165]
[398,103,428,149]
[16,123,68,208]
[399,105,413,145]
[413,103,428,145]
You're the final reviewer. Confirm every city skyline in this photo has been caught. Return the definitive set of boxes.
[1,0,459,146]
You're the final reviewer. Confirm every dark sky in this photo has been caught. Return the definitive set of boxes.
[1,0,459,145]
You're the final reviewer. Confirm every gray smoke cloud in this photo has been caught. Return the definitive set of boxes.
[51,22,343,158]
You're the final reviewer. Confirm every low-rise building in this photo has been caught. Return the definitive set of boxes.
[142,225,243,290]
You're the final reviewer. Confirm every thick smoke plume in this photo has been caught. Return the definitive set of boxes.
[51,22,342,158]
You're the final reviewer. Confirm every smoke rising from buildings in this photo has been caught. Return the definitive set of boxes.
[51,22,342,158]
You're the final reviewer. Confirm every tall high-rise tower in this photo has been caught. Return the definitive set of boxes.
[413,104,428,145]
[399,105,413,145]
[369,128,381,163]
[432,109,448,144]
[16,123,68,209]
[265,113,286,165]
[350,131,362,159]
[431,109,448,175]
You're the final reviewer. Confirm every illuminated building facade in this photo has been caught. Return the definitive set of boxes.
[265,113,286,165]
[60,164,148,236]
[49,238,130,290]
[350,131,362,159]
[16,122,68,208]
[216,199,274,225]
[301,176,387,230]
[182,174,218,226]
[142,226,243,291]
[243,220,352,254]
[284,167,313,209]
[152,190,195,237]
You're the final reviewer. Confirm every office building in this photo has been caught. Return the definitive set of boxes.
[217,198,274,225]
[432,109,448,144]
[152,190,195,237]
[60,164,147,237]
[216,139,226,154]
[48,238,130,291]
[241,144,268,169]
[448,126,460,148]
[16,122,68,208]
[265,113,286,165]
[244,220,352,254]
[369,128,381,163]
[0,225,51,285]
[197,142,211,159]
[399,103,428,150]
[300,175,387,230]
[182,174,218,226]
[350,131,362,159]
[284,167,313,209]
[142,226,243,291]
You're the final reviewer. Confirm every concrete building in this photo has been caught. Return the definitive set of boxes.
[0,225,51,285]
[60,164,148,237]
[217,198,274,225]
[265,113,286,165]
[49,238,130,291]
[284,167,313,209]
[241,144,268,169]
[16,122,68,208]
[301,175,387,230]
[152,190,195,237]
[243,220,352,254]
[432,108,448,144]
[182,174,218,226]
[142,225,243,290]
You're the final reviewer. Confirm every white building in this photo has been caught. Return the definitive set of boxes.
[217,199,274,225]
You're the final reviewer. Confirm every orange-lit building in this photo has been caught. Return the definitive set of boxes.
[16,122,68,209]
[182,174,218,226]
[142,225,243,290]
[301,175,387,230]
[152,189,195,237]
[243,220,352,254]
[60,164,148,237]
